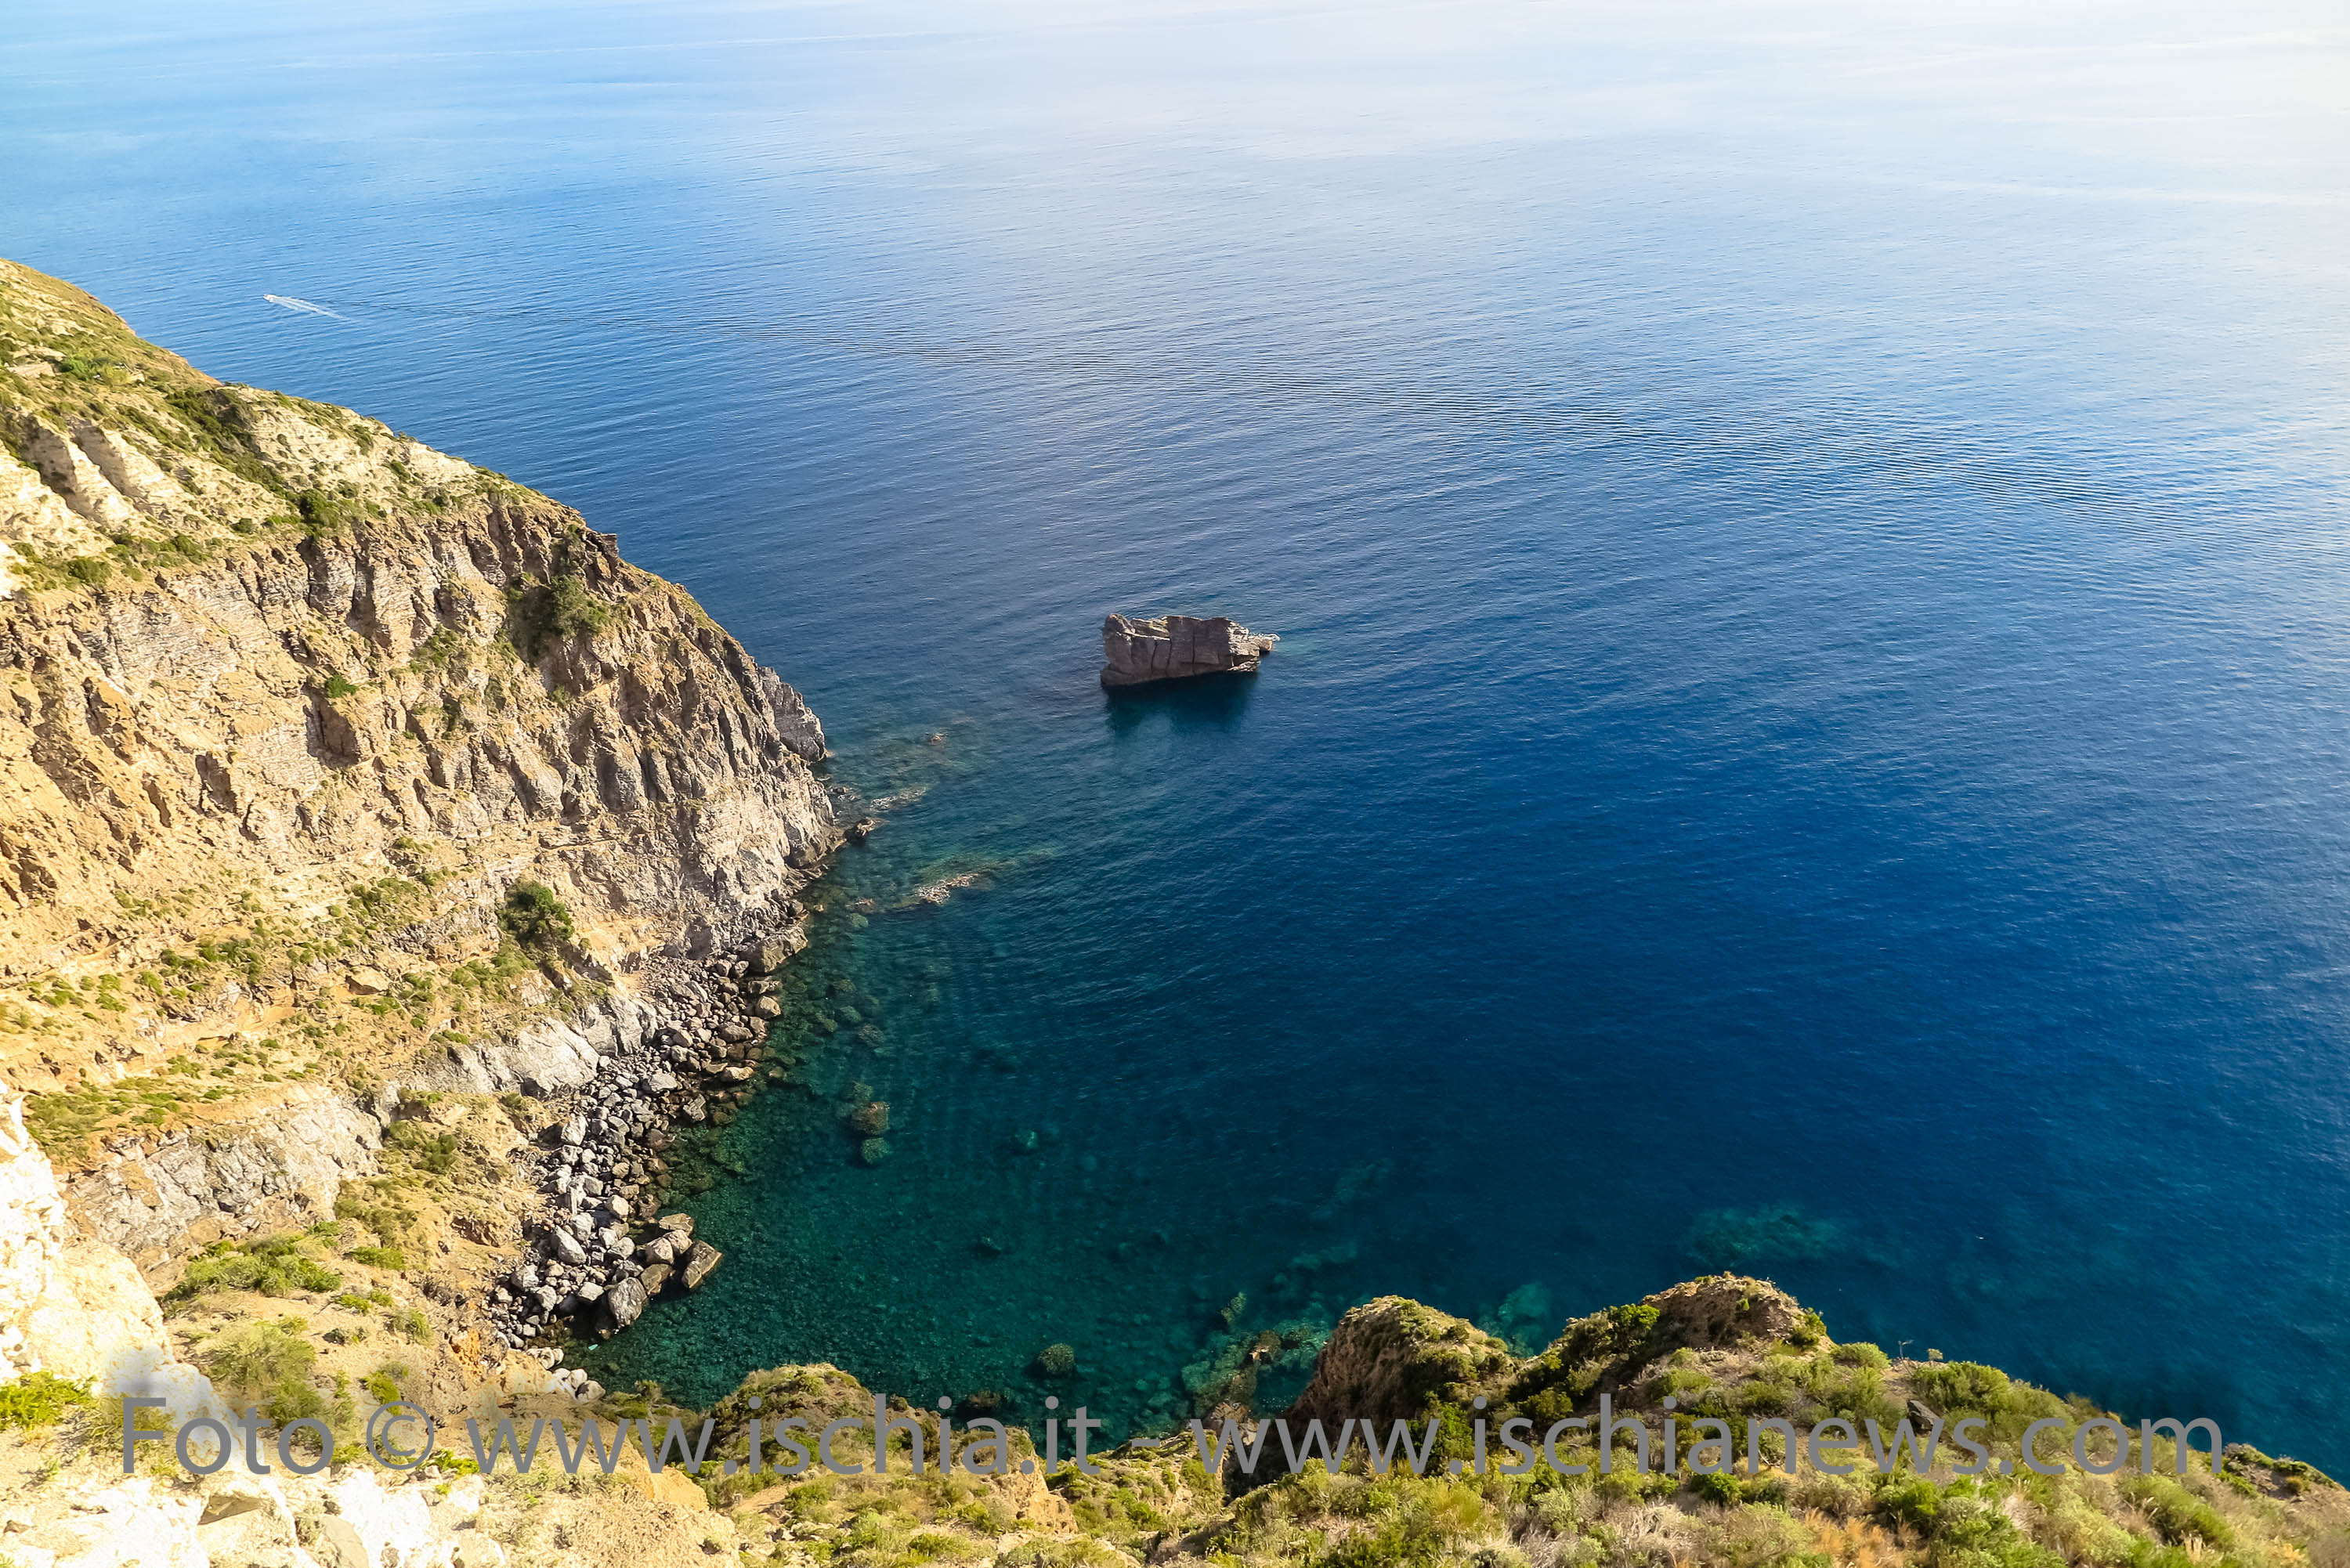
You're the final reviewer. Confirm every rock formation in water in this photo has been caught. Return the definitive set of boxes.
[1100,612,1277,687]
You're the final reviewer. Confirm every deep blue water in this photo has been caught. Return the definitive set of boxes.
[11,0,2350,1465]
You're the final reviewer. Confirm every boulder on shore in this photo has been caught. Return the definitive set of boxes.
[1101,614,1276,688]
[682,1240,723,1290]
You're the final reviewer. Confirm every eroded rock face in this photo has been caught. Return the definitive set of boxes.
[60,1084,384,1265]
[0,1084,69,1382]
[1100,614,1277,688]
[0,1080,220,1422]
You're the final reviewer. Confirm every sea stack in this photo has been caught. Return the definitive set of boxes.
[1101,613,1278,688]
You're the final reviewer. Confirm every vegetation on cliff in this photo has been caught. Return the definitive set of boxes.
[5,1274,2341,1568]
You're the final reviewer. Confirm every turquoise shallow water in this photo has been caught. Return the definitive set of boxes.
[9,0,2350,1465]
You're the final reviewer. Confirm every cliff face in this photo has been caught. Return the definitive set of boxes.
[0,497,830,984]
[0,256,837,1138]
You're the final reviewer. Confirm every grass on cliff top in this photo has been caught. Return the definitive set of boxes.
[0,255,565,587]
[653,1280,2350,1568]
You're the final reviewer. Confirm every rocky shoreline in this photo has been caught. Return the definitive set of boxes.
[481,912,820,1367]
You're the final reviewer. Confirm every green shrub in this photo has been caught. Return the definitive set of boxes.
[204,1320,316,1402]
[294,489,359,536]
[2120,1476,2232,1548]
[363,1361,411,1404]
[58,353,128,385]
[505,571,613,658]
[349,1245,409,1270]
[498,881,574,952]
[169,1234,342,1302]
[385,1118,460,1176]
[0,1371,94,1429]
[161,388,283,492]
[1911,1361,2012,1414]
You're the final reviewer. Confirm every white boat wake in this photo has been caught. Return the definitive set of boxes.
[262,294,340,318]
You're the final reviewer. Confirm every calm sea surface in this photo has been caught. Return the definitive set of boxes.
[10,0,2350,1465]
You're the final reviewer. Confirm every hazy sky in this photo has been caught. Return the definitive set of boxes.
[13,0,2345,196]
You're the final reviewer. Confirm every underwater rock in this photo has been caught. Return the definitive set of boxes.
[1100,613,1277,687]
[848,1100,891,1136]
[1035,1342,1077,1378]
[682,1240,722,1289]
[906,871,988,908]
[1007,1129,1039,1155]
[1484,1281,1556,1354]
[974,1236,1007,1256]
[847,818,880,844]
[858,1136,891,1165]
[1684,1201,1847,1269]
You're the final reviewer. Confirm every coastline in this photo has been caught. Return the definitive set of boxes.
[484,912,822,1363]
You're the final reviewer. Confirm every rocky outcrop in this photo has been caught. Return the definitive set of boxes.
[0,1080,219,1421]
[1282,1295,1515,1431]
[1100,613,1276,687]
[59,1084,384,1264]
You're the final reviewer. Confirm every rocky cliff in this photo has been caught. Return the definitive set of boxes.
[0,253,834,1161]
[0,256,848,1399]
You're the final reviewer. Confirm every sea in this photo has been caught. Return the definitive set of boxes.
[9,0,2350,1469]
